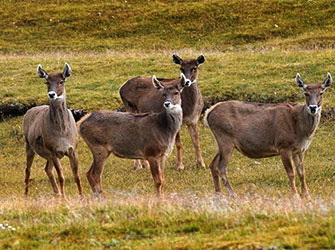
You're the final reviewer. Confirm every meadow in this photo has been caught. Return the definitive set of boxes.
[1,0,335,249]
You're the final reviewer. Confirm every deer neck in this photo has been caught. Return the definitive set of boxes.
[48,96,70,132]
[182,81,201,106]
[158,105,183,136]
[298,104,321,139]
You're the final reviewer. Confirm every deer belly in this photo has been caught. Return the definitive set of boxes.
[235,141,278,158]
[110,140,145,159]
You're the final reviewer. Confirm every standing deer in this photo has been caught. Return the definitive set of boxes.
[23,63,83,198]
[204,73,332,198]
[119,54,205,170]
[78,75,186,196]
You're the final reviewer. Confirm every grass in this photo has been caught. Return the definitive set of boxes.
[1,0,335,248]
[1,49,335,112]
[1,0,335,54]
[0,114,335,248]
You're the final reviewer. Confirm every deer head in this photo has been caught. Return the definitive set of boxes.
[37,63,72,102]
[152,73,186,112]
[296,72,332,115]
[172,54,205,87]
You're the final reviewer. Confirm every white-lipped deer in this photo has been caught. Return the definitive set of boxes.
[204,73,332,198]
[78,75,186,196]
[23,63,83,198]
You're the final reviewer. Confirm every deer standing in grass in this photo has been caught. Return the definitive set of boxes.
[119,54,205,170]
[78,75,186,196]
[204,73,332,198]
[23,63,83,198]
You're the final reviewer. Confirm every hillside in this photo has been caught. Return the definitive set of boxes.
[1,0,335,53]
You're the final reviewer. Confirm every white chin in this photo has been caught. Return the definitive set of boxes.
[168,104,182,113]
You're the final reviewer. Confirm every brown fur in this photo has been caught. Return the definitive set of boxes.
[23,64,83,198]
[119,54,206,170]
[205,73,332,198]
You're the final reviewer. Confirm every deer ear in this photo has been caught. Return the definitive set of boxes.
[179,73,187,89]
[63,63,71,79]
[172,53,183,65]
[322,72,332,90]
[196,54,205,65]
[37,64,48,79]
[295,73,306,90]
[152,75,164,90]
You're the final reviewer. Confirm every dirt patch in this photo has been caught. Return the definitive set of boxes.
[0,102,87,122]
[0,102,36,121]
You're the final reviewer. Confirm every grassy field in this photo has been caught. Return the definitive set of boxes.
[1,0,335,249]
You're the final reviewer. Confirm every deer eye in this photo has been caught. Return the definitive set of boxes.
[59,80,64,84]
[174,92,179,95]
[304,93,310,97]
[320,92,323,96]
[191,67,197,72]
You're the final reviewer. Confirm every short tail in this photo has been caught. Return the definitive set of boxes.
[202,103,220,128]
[76,113,91,135]
[202,108,211,127]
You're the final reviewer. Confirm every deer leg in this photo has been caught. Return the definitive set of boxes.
[69,151,83,197]
[24,142,35,197]
[175,131,184,170]
[209,152,221,193]
[86,162,96,192]
[217,143,235,197]
[44,160,60,196]
[187,123,205,168]
[148,158,164,196]
[87,147,109,196]
[280,150,299,198]
[52,157,66,199]
[293,153,310,199]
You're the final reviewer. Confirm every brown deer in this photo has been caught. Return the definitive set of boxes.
[78,75,186,196]
[204,73,332,199]
[119,54,205,170]
[23,63,83,198]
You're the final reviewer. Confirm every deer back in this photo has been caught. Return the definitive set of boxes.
[79,109,182,159]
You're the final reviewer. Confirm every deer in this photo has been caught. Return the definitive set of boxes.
[204,73,332,199]
[23,63,83,198]
[119,53,206,170]
[78,74,186,196]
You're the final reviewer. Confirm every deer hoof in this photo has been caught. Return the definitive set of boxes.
[133,160,141,170]
[197,160,206,168]
[176,164,185,171]
[142,161,150,169]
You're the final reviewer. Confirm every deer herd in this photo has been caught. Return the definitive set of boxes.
[23,54,332,200]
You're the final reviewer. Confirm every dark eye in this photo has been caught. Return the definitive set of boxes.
[174,92,179,95]
[59,80,64,84]
[191,67,197,72]
[320,92,323,96]
[304,93,310,96]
